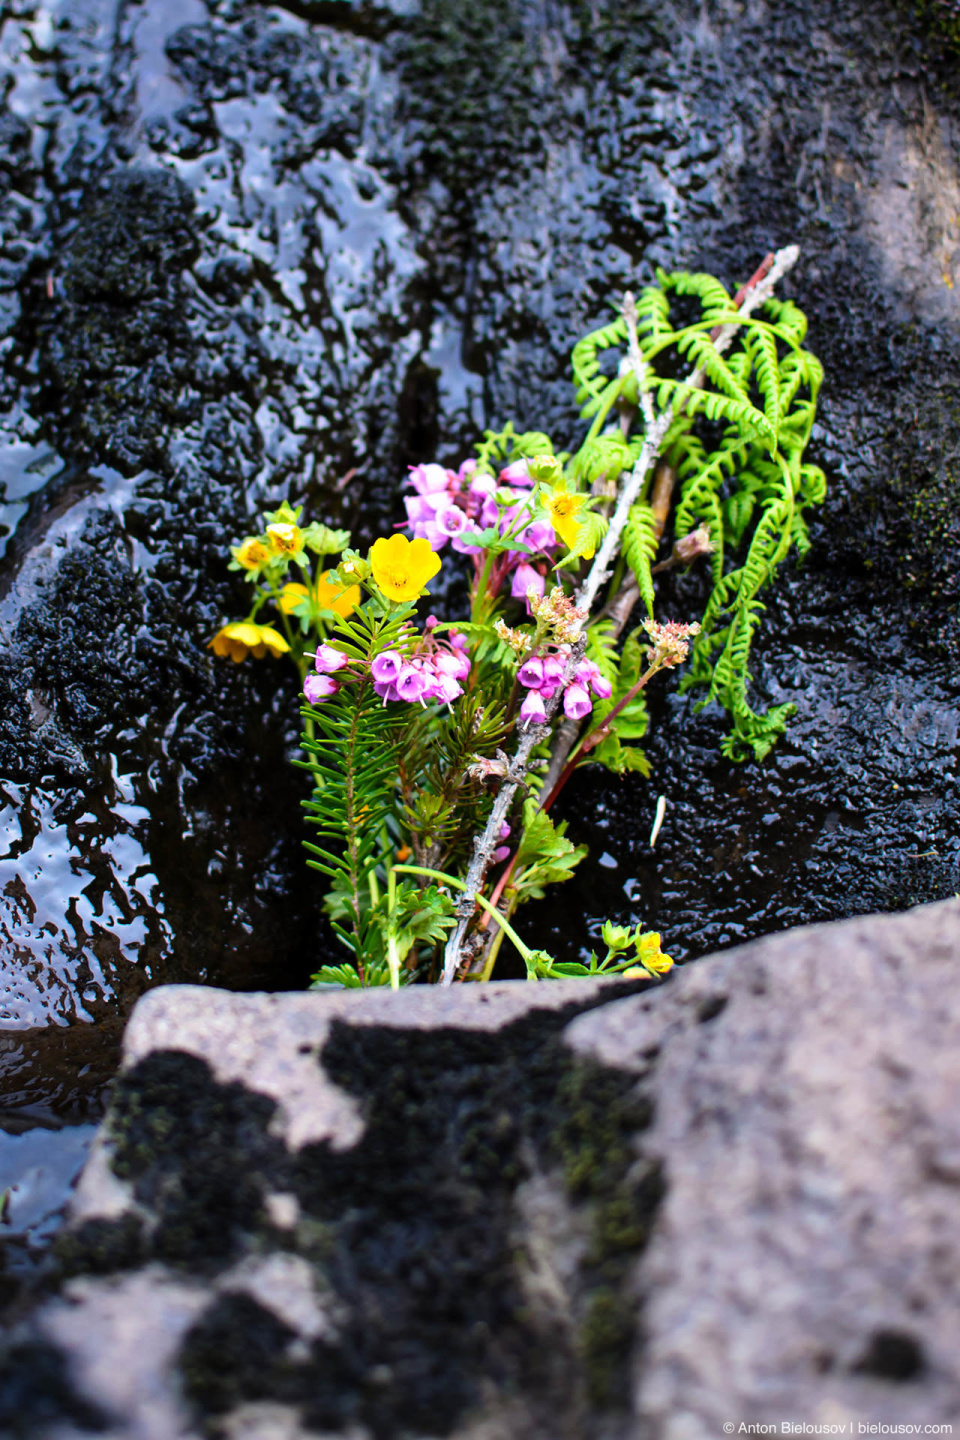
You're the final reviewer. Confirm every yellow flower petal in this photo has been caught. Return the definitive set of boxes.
[208,622,290,663]
[278,583,309,615]
[256,625,290,658]
[315,572,361,617]
[637,931,673,975]
[546,492,588,552]
[370,533,441,602]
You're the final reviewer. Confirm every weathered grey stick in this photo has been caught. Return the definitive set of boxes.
[441,636,587,985]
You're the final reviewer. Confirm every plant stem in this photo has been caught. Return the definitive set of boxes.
[393,864,538,972]
[438,635,587,986]
[386,867,399,990]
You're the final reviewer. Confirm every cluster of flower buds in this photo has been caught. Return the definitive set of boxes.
[516,649,612,726]
[302,625,472,708]
[527,586,588,644]
[641,619,702,669]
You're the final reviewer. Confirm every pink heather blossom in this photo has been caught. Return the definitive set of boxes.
[314,643,349,674]
[304,673,339,704]
[450,632,469,651]
[511,562,545,606]
[575,659,613,699]
[396,665,430,703]
[542,655,566,687]
[373,679,401,703]
[438,505,468,535]
[520,520,555,554]
[519,689,547,725]
[404,494,436,527]
[563,682,592,720]
[450,530,485,557]
[429,673,463,705]
[499,459,533,487]
[409,462,452,496]
[517,656,544,689]
[435,650,471,681]
[371,651,403,684]
[493,845,511,863]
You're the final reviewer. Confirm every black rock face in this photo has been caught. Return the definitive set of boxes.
[0,0,958,1100]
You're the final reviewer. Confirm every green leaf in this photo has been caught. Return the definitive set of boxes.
[512,801,588,903]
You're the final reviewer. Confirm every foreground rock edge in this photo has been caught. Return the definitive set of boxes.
[5,899,960,1440]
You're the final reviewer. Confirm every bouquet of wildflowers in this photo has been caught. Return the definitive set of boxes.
[211,249,825,988]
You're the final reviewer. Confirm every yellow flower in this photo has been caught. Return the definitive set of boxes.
[266,522,304,557]
[233,537,270,571]
[277,573,361,619]
[545,491,594,557]
[637,931,673,975]
[369,533,441,602]
[208,622,290,663]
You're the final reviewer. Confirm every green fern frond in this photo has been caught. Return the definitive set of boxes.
[572,313,629,417]
[621,501,659,617]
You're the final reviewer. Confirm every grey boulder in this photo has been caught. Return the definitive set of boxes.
[4,898,959,1439]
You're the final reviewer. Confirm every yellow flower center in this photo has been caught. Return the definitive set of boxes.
[235,538,269,570]
[549,495,578,520]
[545,491,589,552]
[266,523,303,556]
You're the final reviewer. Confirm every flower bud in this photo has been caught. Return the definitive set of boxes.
[315,644,349,674]
[526,453,562,484]
[673,524,715,564]
[304,673,339,704]
[601,920,633,952]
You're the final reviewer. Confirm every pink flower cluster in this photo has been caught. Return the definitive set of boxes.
[302,628,472,708]
[403,459,555,607]
[517,650,612,727]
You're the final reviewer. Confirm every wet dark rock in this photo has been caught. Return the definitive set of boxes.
[4,899,959,1436]
[0,0,958,1107]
